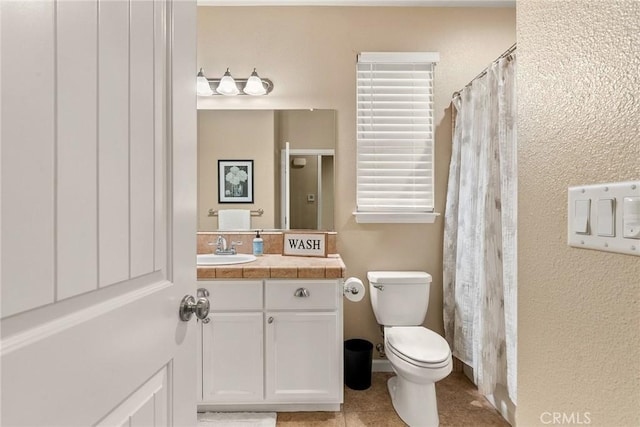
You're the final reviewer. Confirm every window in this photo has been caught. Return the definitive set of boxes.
[354,52,440,224]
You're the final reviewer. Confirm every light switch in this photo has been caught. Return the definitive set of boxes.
[573,199,590,234]
[597,198,615,237]
[623,196,640,239]
[568,181,639,256]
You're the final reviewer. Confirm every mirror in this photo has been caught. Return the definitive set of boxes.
[197,109,336,231]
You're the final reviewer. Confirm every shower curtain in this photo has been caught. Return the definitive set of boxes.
[443,52,517,403]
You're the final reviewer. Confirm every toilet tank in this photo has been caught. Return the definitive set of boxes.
[368,271,432,326]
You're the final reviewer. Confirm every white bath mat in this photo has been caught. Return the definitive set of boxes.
[197,412,276,427]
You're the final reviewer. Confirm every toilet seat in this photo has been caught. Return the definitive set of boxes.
[386,327,451,369]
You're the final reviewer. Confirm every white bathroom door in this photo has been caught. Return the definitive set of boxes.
[0,1,198,426]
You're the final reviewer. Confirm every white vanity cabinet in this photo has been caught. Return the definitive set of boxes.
[198,278,343,411]
[201,280,263,403]
[265,280,341,403]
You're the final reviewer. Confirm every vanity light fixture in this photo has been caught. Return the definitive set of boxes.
[243,68,267,96]
[216,68,240,96]
[196,68,214,96]
[196,68,274,97]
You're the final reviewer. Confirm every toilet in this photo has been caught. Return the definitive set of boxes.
[368,271,452,427]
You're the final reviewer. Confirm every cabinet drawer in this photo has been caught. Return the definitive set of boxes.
[206,280,263,311]
[265,280,338,310]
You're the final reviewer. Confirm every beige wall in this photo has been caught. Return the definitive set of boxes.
[276,109,336,150]
[198,7,515,349]
[517,1,640,426]
[198,110,276,230]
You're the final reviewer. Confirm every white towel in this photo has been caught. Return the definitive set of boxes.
[218,209,251,230]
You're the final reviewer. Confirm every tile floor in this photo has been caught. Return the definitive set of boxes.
[276,372,510,427]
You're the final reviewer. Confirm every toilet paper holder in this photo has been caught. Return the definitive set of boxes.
[343,285,360,295]
[342,277,366,302]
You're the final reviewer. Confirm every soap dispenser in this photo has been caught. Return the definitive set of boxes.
[253,230,264,256]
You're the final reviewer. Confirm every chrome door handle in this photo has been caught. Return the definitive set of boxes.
[294,288,310,297]
[196,289,211,324]
[179,295,210,321]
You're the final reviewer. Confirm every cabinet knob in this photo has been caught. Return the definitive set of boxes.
[294,288,310,298]
[268,316,274,324]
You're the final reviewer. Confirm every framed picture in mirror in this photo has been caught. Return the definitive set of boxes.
[218,160,254,203]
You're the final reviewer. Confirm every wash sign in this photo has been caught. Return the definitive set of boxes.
[283,232,327,257]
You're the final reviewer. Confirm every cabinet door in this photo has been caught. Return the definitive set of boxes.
[202,312,263,402]
[265,312,340,403]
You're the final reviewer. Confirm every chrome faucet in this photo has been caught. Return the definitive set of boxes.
[210,235,242,255]
[215,235,227,252]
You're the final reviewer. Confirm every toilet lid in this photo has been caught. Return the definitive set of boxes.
[386,327,450,364]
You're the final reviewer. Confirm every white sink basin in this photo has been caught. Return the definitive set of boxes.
[197,253,257,266]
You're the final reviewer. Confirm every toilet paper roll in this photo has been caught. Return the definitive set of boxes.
[343,277,365,302]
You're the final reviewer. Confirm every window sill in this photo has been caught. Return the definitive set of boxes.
[352,211,440,224]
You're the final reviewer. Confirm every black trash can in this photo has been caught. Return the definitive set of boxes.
[344,338,373,390]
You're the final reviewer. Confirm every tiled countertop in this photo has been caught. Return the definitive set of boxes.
[197,254,346,279]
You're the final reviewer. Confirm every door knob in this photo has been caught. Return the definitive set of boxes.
[179,295,210,321]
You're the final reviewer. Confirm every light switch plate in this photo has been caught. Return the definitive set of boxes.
[568,181,640,256]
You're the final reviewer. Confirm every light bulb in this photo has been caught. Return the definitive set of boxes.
[243,68,267,96]
[216,68,239,96]
[196,68,213,96]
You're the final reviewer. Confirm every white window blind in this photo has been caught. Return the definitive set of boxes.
[356,52,439,222]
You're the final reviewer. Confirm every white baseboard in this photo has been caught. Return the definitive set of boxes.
[372,359,393,372]
[198,403,341,412]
